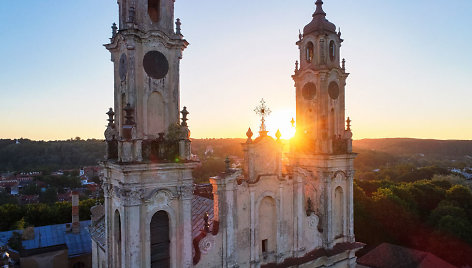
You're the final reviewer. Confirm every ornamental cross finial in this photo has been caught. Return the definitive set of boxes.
[254,99,271,133]
[346,117,351,131]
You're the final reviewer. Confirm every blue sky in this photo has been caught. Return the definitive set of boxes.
[0,0,471,140]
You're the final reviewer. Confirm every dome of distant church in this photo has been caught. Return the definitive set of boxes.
[303,0,337,35]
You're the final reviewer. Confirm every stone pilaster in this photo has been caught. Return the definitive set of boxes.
[179,185,193,268]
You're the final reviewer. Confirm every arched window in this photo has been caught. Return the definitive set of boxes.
[148,0,160,22]
[259,197,277,256]
[150,211,170,268]
[114,210,122,268]
[306,42,314,63]
[329,41,336,62]
[333,187,344,238]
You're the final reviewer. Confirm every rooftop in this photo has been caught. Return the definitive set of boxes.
[0,220,92,257]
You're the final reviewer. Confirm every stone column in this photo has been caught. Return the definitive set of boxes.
[347,171,355,242]
[295,173,304,257]
[102,182,113,268]
[249,185,256,267]
[210,176,227,267]
[180,185,193,268]
[225,176,238,267]
[321,170,333,248]
[121,190,143,268]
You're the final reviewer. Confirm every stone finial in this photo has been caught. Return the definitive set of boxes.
[290,118,296,127]
[111,23,117,38]
[123,103,135,125]
[181,106,189,127]
[246,127,253,143]
[338,27,342,38]
[275,129,282,140]
[203,212,210,233]
[225,157,231,172]
[298,29,302,41]
[176,18,182,35]
[128,6,136,23]
[106,108,115,127]
[295,61,299,72]
[314,0,326,17]
[342,58,346,70]
[346,117,351,131]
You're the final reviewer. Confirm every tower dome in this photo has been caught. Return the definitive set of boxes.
[303,0,336,35]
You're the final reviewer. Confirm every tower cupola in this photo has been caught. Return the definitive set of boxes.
[303,0,336,36]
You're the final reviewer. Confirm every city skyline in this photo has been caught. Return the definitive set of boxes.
[1,0,471,141]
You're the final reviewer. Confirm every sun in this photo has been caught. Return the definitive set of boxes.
[266,109,296,140]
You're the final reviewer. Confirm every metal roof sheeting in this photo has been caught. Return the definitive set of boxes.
[0,220,92,257]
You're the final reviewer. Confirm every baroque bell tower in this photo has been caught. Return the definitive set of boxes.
[289,0,356,250]
[101,0,196,267]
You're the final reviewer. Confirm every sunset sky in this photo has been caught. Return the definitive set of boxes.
[0,0,471,140]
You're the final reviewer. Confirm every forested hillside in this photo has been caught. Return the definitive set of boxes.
[0,139,105,172]
[1,138,471,172]
[354,138,472,158]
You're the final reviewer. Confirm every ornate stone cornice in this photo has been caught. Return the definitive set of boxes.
[113,186,145,206]
[105,30,189,51]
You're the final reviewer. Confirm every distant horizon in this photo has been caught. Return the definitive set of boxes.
[3,136,472,142]
[1,1,471,141]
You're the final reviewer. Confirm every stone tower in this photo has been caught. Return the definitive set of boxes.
[290,0,356,249]
[101,0,196,267]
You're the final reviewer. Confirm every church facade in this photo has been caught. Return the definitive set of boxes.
[90,0,363,267]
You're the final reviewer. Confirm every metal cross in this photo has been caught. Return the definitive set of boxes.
[254,99,271,132]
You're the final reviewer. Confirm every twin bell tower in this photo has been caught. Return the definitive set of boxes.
[101,0,196,267]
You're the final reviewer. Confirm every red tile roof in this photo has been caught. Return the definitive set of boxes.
[357,243,456,268]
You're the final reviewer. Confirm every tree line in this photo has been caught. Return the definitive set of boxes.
[0,199,99,232]
[355,177,472,267]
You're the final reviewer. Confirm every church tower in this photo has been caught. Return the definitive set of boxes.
[100,0,196,267]
[290,0,356,250]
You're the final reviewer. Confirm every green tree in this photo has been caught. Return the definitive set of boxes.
[20,183,39,195]
[53,201,72,224]
[0,204,24,231]
[79,199,96,221]
[446,185,472,211]
[7,232,24,251]
[39,187,58,204]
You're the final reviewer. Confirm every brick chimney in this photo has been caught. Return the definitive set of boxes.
[71,191,80,234]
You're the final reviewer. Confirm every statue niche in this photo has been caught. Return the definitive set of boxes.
[147,91,165,137]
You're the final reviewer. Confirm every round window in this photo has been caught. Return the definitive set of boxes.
[302,82,316,100]
[143,51,169,80]
[328,82,340,99]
